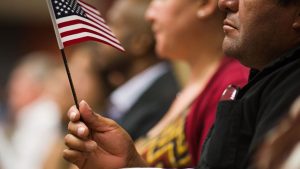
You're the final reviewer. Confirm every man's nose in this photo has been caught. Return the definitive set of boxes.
[218,0,238,13]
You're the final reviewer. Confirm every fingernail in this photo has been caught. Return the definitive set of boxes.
[70,112,76,120]
[80,100,91,110]
[80,100,86,107]
[77,127,85,136]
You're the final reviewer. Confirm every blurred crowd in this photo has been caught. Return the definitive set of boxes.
[0,1,179,168]
[1,0,300,169]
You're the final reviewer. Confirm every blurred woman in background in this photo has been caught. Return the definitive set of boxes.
[0,52,63,169]
[135,0,249,167]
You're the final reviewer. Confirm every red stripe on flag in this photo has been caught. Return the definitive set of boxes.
[60,28,119,45]
[85,14,110,30]
[79,3,104,20]
[63,36,125,52]
[83,9,105,23]
[78,0,99,12]
[77,2,109,29]
[79,6,108,28]
[57,19,113,37]
[85,13,106,25]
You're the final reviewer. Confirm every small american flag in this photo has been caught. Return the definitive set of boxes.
[47,0,125,51]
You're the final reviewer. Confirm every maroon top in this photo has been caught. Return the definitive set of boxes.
[185,57,249,165]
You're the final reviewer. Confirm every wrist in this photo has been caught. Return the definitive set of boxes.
[127,144,148,167]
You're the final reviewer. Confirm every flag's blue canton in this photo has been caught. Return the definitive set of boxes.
[52,0,87,19]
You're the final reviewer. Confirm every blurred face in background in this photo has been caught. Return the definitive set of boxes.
[145,0,200,60]
[7,66,43,115]
[101,0,154,60]
[69,48,106,110]
[97,0,156,88]
[45,66,73,120]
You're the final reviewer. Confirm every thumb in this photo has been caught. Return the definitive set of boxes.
[79,100,117,132]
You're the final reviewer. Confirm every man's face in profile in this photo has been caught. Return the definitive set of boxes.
[219,0,298,69]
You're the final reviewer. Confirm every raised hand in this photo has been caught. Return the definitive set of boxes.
[63,100,147,169]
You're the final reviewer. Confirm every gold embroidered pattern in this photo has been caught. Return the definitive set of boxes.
[138,114,192,168]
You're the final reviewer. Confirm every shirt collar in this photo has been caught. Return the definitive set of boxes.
[109,62,169,115]
[238,45,300,98]
[249,46,300,81]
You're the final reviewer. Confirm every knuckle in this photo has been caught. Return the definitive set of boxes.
[67,122,73,131]
[64,134,73,143]
[62,149,68,157]
[67,106,75,116]
[104,117,114,125]
[62,149,71,161]
[106,118,119,128]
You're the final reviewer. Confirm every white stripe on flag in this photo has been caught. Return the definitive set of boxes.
[82,8,105,23]
[79,5,105,23]
[61,32,124,50]
[57,16,115,37]
[77,1,101,16]
[58,24,119,43]
[86,14,110,30]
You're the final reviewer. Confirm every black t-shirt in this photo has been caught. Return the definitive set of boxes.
[198,46,300,169]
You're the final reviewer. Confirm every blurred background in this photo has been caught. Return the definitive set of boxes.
[0,1,189,168]
[0,1,117,169]
[0,0,115,94]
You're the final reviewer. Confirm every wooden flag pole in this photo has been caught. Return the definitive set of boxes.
[60,49,79,109]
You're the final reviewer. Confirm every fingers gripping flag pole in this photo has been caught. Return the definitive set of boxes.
[46,0,125,109]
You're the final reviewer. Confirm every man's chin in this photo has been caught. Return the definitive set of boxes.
[222,41,248,65]
[222,40,237,57]
[223,50,253,68]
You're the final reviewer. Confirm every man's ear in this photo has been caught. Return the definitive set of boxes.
[196,0,218,19]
